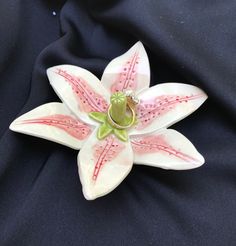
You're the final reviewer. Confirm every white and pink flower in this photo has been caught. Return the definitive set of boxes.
[10,42,207,200]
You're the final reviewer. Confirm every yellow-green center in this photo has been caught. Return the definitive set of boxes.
[89,92,136,142]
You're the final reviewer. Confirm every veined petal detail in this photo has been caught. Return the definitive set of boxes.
[47,65,110,126]
[130,83,208,135]
[10,103,92,150]
[131,128,204,170]
[101,41,150,94]
[78,130,133,200]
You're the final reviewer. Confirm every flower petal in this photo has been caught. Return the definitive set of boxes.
[101,41,150,94]
[78,130,133,200]
[130,83,207,135]
[131,128,204,170]
[47,65,110,125]
[10,103,92,150]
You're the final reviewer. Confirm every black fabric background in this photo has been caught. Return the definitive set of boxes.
[0,0,236,245]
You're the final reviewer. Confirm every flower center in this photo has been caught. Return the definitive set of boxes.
[89,91,139,142]
[107,91,138,129]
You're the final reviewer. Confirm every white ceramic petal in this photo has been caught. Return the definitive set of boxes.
[78,130,133,200]
[10,102,92,150]
[47,65,110,126]
[130,83,207,135]
[101,41,150,94]
[131,128,204,170]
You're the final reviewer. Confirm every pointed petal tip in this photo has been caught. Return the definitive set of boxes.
[46,65,72,81]
[203,92,208,101]
[9,119,20,132]
[46,65,66,71]
[134,40,144,48]
[46,66,53,73]
[46,65,61,80]
[79,163,110,201]
[132,41,147,54]
[9,121,15,131]
[46,67,56,85]
[82,186,110,200]
[173,140,206,170]
[198,86,208,101]
[193,154,205,168]
[82,188,97,201]
[46,66,57,76]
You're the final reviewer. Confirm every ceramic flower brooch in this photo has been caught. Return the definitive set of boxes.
[10,42,207,200]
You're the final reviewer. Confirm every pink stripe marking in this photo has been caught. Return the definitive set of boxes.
[131,135,200,164]
[55,69,108,113]
[111,52,139,93]
[92,136,125,181]
[136,94,204,130]
[20,114,91,140]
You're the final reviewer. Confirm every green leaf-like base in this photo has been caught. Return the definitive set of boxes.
[89,112,107,123]
[89,111,130,142]
[97,122,113,140]
[113,129,128,141]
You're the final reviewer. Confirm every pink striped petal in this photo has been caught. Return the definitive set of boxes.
[101,41,150,94]
[130,83,207,135]
[47,65,110,126]
[78,130,133,200]
[10,103,92,150]
[131,128,204,170]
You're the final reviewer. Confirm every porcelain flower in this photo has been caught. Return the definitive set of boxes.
[10,42,207,200]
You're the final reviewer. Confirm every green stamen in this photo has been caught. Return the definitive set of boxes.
[110,92,127,124]
[89,92,136,142]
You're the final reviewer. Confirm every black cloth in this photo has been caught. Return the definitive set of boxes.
[1,0,236,245]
